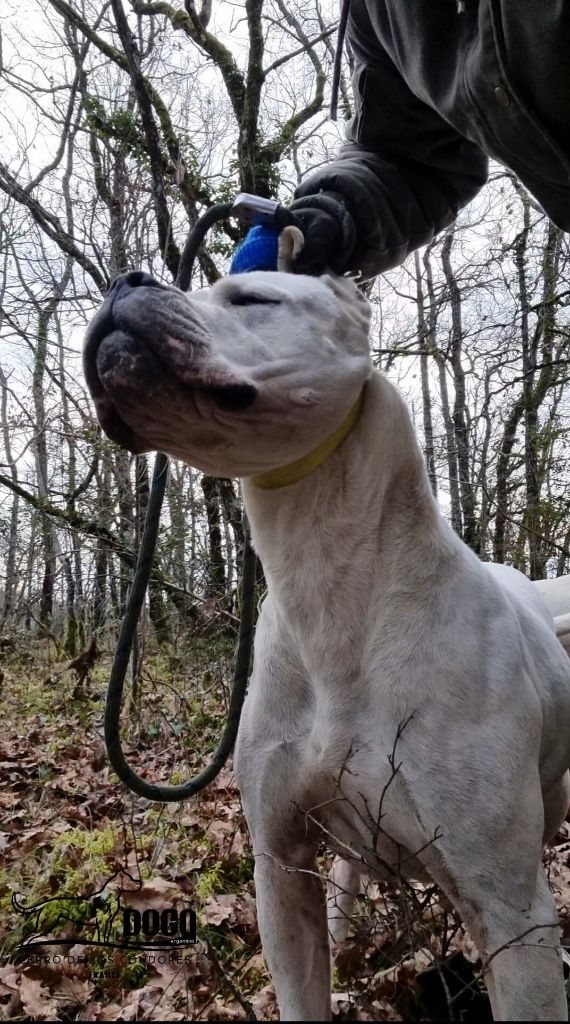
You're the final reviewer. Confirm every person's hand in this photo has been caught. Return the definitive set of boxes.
[288,193,356,275]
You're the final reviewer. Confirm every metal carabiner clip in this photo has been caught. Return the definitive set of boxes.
[231,193,301,232]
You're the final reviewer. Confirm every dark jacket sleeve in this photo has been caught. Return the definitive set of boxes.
[295,26,488,279]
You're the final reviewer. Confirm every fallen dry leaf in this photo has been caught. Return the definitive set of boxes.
[0,965,20,997]
[203,894,234,926]
[251,982,277,1018]
[58,974,95,1005]
[19,975,59,1020]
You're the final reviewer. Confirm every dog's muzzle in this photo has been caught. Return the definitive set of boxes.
[83,271,256,452]
[83,271,171,451]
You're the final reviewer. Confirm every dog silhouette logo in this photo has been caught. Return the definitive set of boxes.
[12,869,196,953]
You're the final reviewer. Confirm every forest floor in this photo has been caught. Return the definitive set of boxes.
[0,633,569,1021]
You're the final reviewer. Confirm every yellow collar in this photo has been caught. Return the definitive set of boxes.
[247,387,365,490]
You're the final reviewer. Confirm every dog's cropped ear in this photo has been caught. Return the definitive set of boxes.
[321,273,371,333]
[278,226,305,273]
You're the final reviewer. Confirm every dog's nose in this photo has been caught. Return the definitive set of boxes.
[108,270,166,296]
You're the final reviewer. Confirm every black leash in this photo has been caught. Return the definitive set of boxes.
[104,467,257,801]
[104,196,298,802]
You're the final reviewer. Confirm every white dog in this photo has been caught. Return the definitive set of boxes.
[84,259,570,1021]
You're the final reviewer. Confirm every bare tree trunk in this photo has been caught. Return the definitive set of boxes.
[218,478,245,573]
[0,210,20,625]
[201,475,226,598]
[510,192,534,573]
[113,448,134,615]
[23,515,37,632]
[476,376,493,559]
[492,202,562,575]
[33,304,57,627]
[108,556,120,625]
[62,555,78,655]
[0,361,19,624]
[31,259,73,629]
[91,450,112,630]
[189,470,197,592]
[92,538,108,631]
[167,463,188,590]
[492,394,525,564]
[423,247,462,533]
[137,454,169,643]
[441,227,477,550]
[54,314,83,655]
[522,221,561,579]
[557,525,570,578]
[413,251,437,496]
[221,500,234,595]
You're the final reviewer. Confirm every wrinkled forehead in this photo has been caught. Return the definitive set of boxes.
[204,270,336,306]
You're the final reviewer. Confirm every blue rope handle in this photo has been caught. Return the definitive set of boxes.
[229,224,280,274]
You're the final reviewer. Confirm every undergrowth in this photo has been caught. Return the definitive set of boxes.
[0,634,568,1021]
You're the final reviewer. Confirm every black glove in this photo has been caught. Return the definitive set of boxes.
[288,192,356,276]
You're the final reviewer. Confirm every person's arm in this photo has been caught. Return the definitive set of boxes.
[294,39,488,279]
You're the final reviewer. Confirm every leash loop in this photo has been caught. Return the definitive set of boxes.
[104,487,257,801]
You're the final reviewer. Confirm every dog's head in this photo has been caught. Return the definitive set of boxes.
[83,268,372,478]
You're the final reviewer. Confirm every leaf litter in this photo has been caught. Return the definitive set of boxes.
[0,643,568,1020]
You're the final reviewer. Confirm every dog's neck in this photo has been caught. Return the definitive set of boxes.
[242,371,459,675]
[247,389,365,490]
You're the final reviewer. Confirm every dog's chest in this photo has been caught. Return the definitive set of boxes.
[296,708,429,880]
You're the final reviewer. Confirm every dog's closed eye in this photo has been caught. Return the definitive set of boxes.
[228,293,282,307]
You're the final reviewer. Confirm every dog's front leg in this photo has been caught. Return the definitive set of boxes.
[254,851,331,1021]
[475,865,567,1021]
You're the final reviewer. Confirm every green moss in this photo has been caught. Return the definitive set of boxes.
[52,825,116,861]
[195,861,225,900]
[19,896,92,937]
